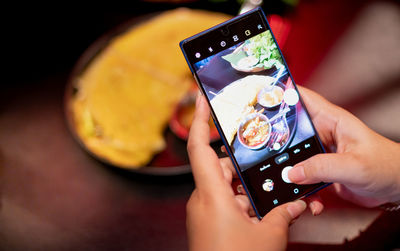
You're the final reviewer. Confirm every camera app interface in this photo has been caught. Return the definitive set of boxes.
[190,21,325,215]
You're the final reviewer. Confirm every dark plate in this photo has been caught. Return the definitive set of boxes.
[64,12,223,176]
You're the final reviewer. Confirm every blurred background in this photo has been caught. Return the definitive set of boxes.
[1,0,399,250]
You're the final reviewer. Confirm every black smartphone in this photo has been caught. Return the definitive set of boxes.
[180,8,328,218]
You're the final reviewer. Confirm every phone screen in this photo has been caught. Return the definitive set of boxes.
[181,8,326,217]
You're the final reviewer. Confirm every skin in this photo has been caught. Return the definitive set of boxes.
[186,87,400,251]
[289,87,400,207]
[186,94,307,251]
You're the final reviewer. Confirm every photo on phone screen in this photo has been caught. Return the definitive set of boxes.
[181,8,327,217]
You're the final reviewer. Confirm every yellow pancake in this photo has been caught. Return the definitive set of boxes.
[70,9,231,168]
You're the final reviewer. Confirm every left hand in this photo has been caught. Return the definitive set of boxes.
[186,95,307,251]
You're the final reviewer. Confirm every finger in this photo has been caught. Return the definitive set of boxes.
[297,86,339,146]
[220,160,233,183]
[297,86,330,121]
[220,145,227,154]
[187,95,226,192]
[299,86,372,154]
[234,194,256,217]
[305,194,324,216]
[249,207,256,217]
[235,195,252,214]
[219,157,238,179]
[261,200,307,229]
[288,152,364,186]
[250,216,260,224]
[236,184,244,194]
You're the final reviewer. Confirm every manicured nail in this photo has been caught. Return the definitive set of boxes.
[287,200,307,218]
[288,165,306,183]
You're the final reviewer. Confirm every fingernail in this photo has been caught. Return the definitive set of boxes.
[309,201,317,216]
[237,184,244,194]
[288,165,306,183]
[287,200,307,218]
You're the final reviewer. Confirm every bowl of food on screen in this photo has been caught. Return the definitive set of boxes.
[230,53,265,72]
[222,30,283,73]
[238,113,271,150]
[257,85,284,109]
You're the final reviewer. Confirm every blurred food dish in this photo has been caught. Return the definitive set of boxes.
[65,8,230,172]
[169,86,220,142]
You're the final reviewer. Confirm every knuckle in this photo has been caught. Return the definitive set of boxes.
[302,158,318,179]
[305,154,329,181]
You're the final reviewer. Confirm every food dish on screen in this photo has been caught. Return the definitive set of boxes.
[210,75,274,145]
[222,30,283,72]
[209,75,297,153]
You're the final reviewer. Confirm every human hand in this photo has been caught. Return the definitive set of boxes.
[289,87,400,208]
[186,95,307,251]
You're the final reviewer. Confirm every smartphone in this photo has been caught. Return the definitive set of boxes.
[180,8,328,218]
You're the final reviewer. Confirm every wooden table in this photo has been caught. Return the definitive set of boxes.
[0,77,193,250]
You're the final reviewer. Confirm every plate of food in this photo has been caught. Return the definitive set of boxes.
[64,9,231,175]
[222,30,284,73]
[209,74,297,170]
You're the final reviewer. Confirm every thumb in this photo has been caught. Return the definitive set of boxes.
[261,200,307,228]
[288,153,362,185]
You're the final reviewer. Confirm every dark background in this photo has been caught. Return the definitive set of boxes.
[3,1,295,88]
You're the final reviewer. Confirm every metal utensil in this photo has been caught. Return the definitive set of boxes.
[269,107,290,122]
[239,0,263,14]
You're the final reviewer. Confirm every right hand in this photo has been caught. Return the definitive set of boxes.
[289,87,400,207]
